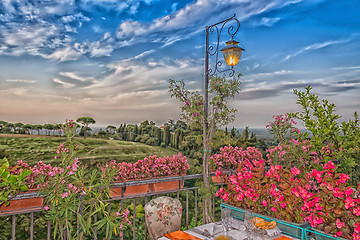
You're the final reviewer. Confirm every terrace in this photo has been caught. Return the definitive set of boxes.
[0,173,226,240]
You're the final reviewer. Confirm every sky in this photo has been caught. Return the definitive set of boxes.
[0,0,359,129]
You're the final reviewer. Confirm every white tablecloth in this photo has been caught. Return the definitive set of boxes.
[159,219,300,240]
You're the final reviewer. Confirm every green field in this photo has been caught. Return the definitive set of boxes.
[0,134,179,167]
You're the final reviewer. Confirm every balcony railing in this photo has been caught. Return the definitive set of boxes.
[0,172,230,240]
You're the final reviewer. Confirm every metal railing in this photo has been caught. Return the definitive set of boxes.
[0,172,230,240]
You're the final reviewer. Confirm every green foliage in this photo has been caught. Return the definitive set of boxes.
[76,117,95,138]
[0,157,31,209]
[289,85,360,183]
[39,120,131,240]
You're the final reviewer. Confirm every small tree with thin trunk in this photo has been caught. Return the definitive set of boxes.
[169,73,241,223]
[76,117,96,138]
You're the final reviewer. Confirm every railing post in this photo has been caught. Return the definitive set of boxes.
[133,198,136,240]
[144,196,148,240]
[195,188,198,227]
[47,220,51,240]
[186,189,189,229]
[12,215,16,240]
[30,212,34,240]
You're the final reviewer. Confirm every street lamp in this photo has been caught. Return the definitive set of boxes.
[203,13,244,144]
[201,13,244,223]
[202,14,244,182]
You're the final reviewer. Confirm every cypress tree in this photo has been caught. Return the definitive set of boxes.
[163,126,170,146]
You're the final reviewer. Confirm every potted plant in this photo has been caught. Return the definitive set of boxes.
[101,159,150,197]
[0,157,32,215]
[103,153,190,196]
[147,153,189,192]
[210,145,263,184]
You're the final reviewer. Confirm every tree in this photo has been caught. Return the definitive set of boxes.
[22,124,33,135]
[14,122,24,133]
[169,74,241,223]
[76,117,96,138]
[106,125,116,134]
[5,123,14,133]
[289,85,360,184]
[43,124,54,136]
[34,124,43,135]
[163,125,171,146]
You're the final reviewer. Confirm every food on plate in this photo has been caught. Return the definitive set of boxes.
[251,217,277,230]
[215,235,231,240]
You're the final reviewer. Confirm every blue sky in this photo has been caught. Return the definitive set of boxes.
[0,0,359,129]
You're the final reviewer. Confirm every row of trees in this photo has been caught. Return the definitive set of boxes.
[0,121,63,136]
[0,117,96,137]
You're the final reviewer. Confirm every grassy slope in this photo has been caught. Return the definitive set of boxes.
[0,134,178,167]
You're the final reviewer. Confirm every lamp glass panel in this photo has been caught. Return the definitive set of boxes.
[223,49,242,66]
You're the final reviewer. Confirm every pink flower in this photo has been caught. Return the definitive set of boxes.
[336,219,345,229]
[261,200,267,206]
[353,207,360,216]
[336,231,343,237]
[291,167,301,176]
[271,207,276,212]
[61,192,69,198]
[44,206,50,211]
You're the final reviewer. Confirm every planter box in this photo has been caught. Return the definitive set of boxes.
[0,190,44,216]
[221,203,310,240]
[110,180,149,198]
[148,176,184,193]
[306,228,346,240]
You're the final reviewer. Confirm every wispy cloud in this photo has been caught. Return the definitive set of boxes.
[52,78,75,88]
[6,79,37,83]
[59,72,93,82]
[282,38,351,62]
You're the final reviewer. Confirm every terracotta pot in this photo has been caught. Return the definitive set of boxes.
[212,175,225,184]
[148,175,183,193]
[110,180,149,198]
[0,190,44,216]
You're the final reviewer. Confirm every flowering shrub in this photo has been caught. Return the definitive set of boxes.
[301,161,360,240]
[266,139,320,172]
[216,156,360,239]
[266,114,300,143]
[216,157,309,223]
[9,160,63,189]
[101,153,189,181]
[38,120,132,239]
[210,146,263,172]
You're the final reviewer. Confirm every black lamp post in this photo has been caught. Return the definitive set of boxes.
[202,14,244,193]
[204,14,244,129]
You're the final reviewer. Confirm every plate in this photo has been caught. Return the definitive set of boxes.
[164,230,202,240]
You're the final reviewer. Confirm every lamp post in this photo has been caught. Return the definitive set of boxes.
[202,14,244,222]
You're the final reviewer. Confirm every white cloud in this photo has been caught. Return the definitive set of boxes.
[282,38,351,62]
[52,78,75,88]
[46,46,82,62]
[6,79,37,83]
[259,17,280,26]
[59,72,93,82]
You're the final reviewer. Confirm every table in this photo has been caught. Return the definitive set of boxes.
[159,219,300,240]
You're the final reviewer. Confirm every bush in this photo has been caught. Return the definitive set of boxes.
[145,138,155,146]
[134,135,141,142]
[140,134,150,143]
[160,142,166,148]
